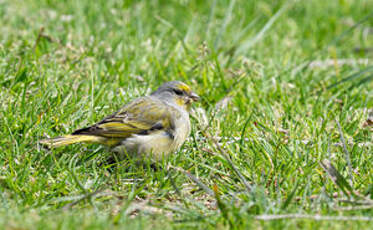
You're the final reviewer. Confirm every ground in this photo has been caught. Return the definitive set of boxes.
[0,0,372,229]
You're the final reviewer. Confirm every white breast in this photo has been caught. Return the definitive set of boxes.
[113,108,190,161]
[171,111,191,150]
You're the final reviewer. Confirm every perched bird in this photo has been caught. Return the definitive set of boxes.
[40,81,200,160]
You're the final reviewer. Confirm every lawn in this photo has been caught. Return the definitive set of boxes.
[0,0,372,229]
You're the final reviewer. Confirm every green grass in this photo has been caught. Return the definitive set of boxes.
[1,0,373,229]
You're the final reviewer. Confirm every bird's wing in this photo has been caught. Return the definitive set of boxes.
[72,97,177,138]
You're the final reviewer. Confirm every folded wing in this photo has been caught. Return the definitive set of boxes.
[72,97,175,139]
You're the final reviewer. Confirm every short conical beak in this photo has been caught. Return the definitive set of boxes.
[190,92,200,101]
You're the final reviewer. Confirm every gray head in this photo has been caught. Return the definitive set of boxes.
[151,81,200,108]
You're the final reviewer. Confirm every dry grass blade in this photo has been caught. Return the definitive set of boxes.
[335,119,353,183]
[255,214,372,221]
[309,59,369,69]
[169,165,214,196]
[53,190,115,203]
[124,200,164,217]
[334,204,373,211]
[213,184,233,227]
[194,108,252,192]
[215,96,233,111]
[62,188,106,210]
[33,27,45,51]
[363,108,373,127]
[209,135,252,192]
[338,199,373,205]
[319,160,357,198]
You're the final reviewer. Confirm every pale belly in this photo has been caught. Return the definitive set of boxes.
[113,114,191,161]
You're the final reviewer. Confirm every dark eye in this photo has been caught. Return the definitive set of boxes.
[173,89,183,96]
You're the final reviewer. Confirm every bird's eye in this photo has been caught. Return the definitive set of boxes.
[173,89,183,96]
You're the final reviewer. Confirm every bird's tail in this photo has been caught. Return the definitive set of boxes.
[39,135,105,148]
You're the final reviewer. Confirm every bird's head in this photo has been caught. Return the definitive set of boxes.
[151,81,200,110]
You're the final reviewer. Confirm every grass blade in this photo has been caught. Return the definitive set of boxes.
[170,165,214,196]
[319,160,356,198]
[327,66,373,89]
[236,4,288,55]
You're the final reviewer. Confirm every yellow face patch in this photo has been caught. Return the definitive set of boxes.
[175,97,186,106]
[175,97,192,111]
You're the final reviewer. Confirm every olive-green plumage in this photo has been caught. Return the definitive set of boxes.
[40,81,199,160]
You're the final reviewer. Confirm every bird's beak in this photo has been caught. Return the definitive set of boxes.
[190,92,200,102]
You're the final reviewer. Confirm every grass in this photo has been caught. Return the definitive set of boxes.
[0,0,372,229]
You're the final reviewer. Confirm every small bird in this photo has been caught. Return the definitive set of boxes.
[40,81,200,160]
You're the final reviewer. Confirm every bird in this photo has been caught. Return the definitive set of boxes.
[40,81,200,160]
